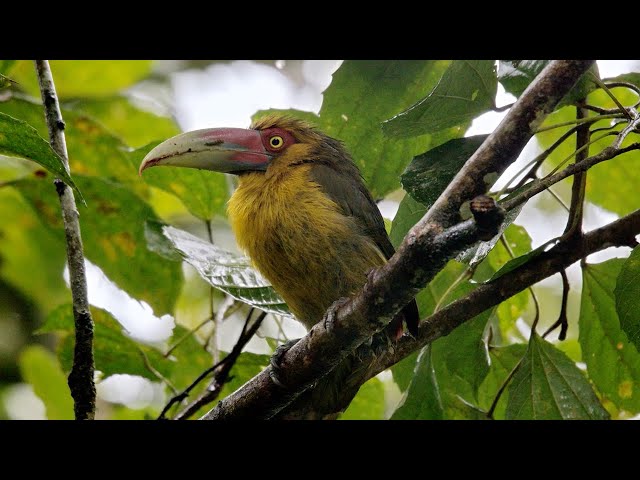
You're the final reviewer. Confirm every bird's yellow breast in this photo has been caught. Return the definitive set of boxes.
[227,165,386,329]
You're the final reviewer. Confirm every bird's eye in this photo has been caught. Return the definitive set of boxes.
[269,135,284,149]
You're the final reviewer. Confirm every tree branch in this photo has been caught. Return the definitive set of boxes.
[200,60,596,420]
[371,209,640,375]
[34,60,95,420]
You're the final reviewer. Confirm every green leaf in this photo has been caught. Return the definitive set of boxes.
[389,194,426,249]
[0,60,16,75]
[401,135,489,207]
[39,304,172,381]
[165,325,215,391]
[0,97,142,193]
[382,60,498,139]
[0,188,68,312]
[391,346,443,420]
[10,60,153,98]
[506,333,609,419]
[604,72,640,86]
[18,345,74,420]
[488,239,556,282]
[431,308,492,406]
[498,60,597,105]
[487,224,533,271]
[65,96,180,148]
[341,377,385,420]
[477,344,528,419]
[390,350,419,392]
[16,175,182,315]
[615,246,640,350]
[581,260,640,412]
[0,112,80,195]
[146,222,289,316]
[132,143,229,221]
[255,60,465,198]
[393,259,493,419]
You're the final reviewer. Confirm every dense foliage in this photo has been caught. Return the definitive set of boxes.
[0,60,639,420]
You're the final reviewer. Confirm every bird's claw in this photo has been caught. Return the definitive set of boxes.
[323,297,350,333]
[269,338,300,389]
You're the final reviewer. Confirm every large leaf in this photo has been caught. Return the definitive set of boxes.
[10,60,153,98]
[581,260,640,412]
[615,246,640,350]
[391,346,443,420]
[498,60,597,105]
[18,345,74,420]
[0,188,68,312]
[382,60,498,139]
[0,97,141,193]
[0,112,79,194]
[402,135,489,207]
[16,175,182,315]
[255,60,465,198]
[506,333,609,419]
[341,377,385,420]
[390,350,420,393]
[431,308,492,407]
[131,143,229,221]
[64,96,180,148]
[146,221,289,316]
[38,304,172,381]
[392,260,492,419]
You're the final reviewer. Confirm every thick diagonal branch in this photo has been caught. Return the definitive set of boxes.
[372,210,640,373]
[35,60,95,420]
[201,60,595,420]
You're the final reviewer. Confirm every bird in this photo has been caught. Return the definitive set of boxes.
[139,114,419,418]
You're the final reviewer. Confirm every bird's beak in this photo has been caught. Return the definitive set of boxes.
[138,128,272,176]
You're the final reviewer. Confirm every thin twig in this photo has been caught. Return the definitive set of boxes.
[590,74,633,121]
[502,142,640,213]
[546,187,570,212]
[433,267,473,312]
[542,270,570,341]
[158,308,259,419]
[499,236,540,336]
[493,103,514,112]
[138,346,178,394]
[173,310,267,420]
[34,60,95,420]
[486,354,525,419]
[561,104,590,241]
[534,113,623,134]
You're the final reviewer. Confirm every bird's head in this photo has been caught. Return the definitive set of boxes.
[139,114,347,176]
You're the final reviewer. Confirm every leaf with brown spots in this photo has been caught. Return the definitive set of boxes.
[15,175,182,315]
[580,260,640,413]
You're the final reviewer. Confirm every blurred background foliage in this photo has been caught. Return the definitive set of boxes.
[0,60,639,420]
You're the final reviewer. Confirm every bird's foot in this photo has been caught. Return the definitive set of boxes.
[323,297,350,333]
[269,338,300,389]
